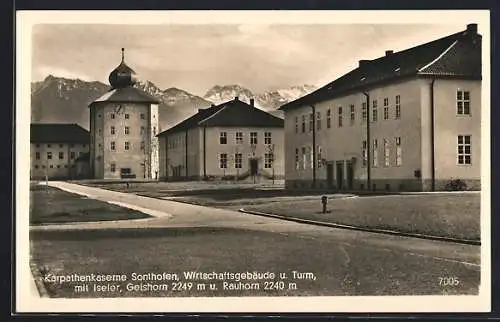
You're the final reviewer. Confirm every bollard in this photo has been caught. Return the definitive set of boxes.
[321,195,328,213]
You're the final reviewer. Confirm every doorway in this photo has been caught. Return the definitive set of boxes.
[336,161,344,190]
[249,158,259,176]
[326,163,334,188]
[346,161,354,190]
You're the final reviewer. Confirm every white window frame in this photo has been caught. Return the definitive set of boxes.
[295,148,300,170]
[264,153,274,169]
[250,132,258,145]
[457,90,471,115]
[326,109,332,128]
[457,135,472,165]
[219,153,228,169]
[220,132,227,145]
[384,139,390,167]
[264,132,272,145]
[362,102,367,122]
[395,137,402,166]
[372,100,378,122]
[235,153,243,169]
[373,139,378,167]
[395,95,401,119]
[316,112,321,130]
[350,104,355,125]
[236,132,243,144]
[362,141,367,167]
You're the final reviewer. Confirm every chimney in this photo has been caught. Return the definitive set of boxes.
[385,50,394,56]
[466,23,478,34]
[234,96,239,101]
[359,60,370,68]
[250,98,255,106]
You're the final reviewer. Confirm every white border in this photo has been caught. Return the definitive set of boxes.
[16,10,491,313]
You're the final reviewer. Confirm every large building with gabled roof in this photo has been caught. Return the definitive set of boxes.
[280,24,482,191]
[88,48,160,179]
[30,123,90,180]
[157,97,284,181]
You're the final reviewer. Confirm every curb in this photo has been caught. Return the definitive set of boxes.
[239,208,480,246]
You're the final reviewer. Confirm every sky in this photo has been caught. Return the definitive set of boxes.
[32,23,469,96]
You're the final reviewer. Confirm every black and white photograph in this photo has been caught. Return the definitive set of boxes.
[16,10,491,313]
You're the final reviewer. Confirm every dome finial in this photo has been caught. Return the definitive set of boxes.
[121,47,125,62]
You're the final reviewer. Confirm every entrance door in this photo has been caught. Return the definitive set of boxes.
[336,161,344,190]
[346,161,354,190]
[326,163,334,188]
[249,158,258,176]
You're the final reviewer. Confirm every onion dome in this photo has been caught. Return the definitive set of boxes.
[108,48,138,89]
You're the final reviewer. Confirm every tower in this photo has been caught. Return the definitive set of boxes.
[88,48,160,179]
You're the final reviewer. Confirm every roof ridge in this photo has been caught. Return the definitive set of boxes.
[418,39,459,73]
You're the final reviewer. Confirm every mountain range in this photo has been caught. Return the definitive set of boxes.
[30,75,316,131]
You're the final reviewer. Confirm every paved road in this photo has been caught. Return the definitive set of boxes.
[32,181,481,296]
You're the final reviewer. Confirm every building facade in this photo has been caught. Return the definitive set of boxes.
[30,123,90,180]
[89,49,160,179]
[157,97,285,181]
[280,24,481,191]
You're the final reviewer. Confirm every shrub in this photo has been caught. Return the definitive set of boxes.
[444,179,468,191]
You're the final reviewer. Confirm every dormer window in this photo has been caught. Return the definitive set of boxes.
[360,77,366,82]
[394,67,401,72]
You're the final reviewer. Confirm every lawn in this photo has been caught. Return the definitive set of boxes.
[30,226,479,298]
[30,184,151,225]
[245,194,480,241]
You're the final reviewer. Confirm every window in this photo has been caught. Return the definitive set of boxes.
[264,153,274,169]
[316,112,321,130]
[153,127,156,135]
[384,139,390,167]
[317,146,322,168]
[362,102,367,122]
[384,98,389,120]
[70,152,75,159]
[64,165,68,168]
[59,144,63,148]
[59,152,64,160]
[373,139,378,167]
[219,153,228,169]
[47,144,51,148]
[82,144,86,148]
[236,132,243,144]
[140,113,145,119]
[98,114,101,118]
[372,100,378,122]
[42,165,46,169]
[57,165,61,169]
[35,165,39,169]
[395,137,402,166]
[350,105,355,125]
[125,114,130,119]
[362,141,367,167]
[219,132,227,144]
[125,126,130,135]
[35,152,40,160]
[295,148,299,170]
[301,115,306,133]
[47,152,52,160]
[98,128,102,135]
[295,116,299,133]
[301,147,307,169]
[36,144,40,148]
[338,106,343,127]
[111,126,115,135]
[110,163,116,172]
[111,141,116,151]
[250,132,258,145]
[458,135,472,164]
[309,113,314,132]
[140,141,145,150]
[395,95,401,119]
[111,113,115,119]
[235,153,243,169]
[125,141,130,150]
[264,132,272,145]
[326,109,332,128]
[309,147,314,169]
[141,126,145,135]
[457,90,471,115]
[50,165,53,168]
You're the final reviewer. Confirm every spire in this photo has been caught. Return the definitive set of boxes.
[108,47,137,89]
[121,47,125,62]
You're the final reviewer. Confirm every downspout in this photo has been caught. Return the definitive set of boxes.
[165,136,169,181]
[311,105,317,187]
[185,130,189,178]
[430,79,436,191]
[203,126,207,179]
[362,92,371,190]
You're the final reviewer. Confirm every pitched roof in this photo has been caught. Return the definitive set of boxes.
[157,99,284,137]
[30,123,90,143]
[280,24,481,111]
[89,86,159,106]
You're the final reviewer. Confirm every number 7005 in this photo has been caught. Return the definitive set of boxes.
[439,277,460,286]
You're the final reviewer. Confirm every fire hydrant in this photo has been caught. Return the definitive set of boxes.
[321,195,328,213]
